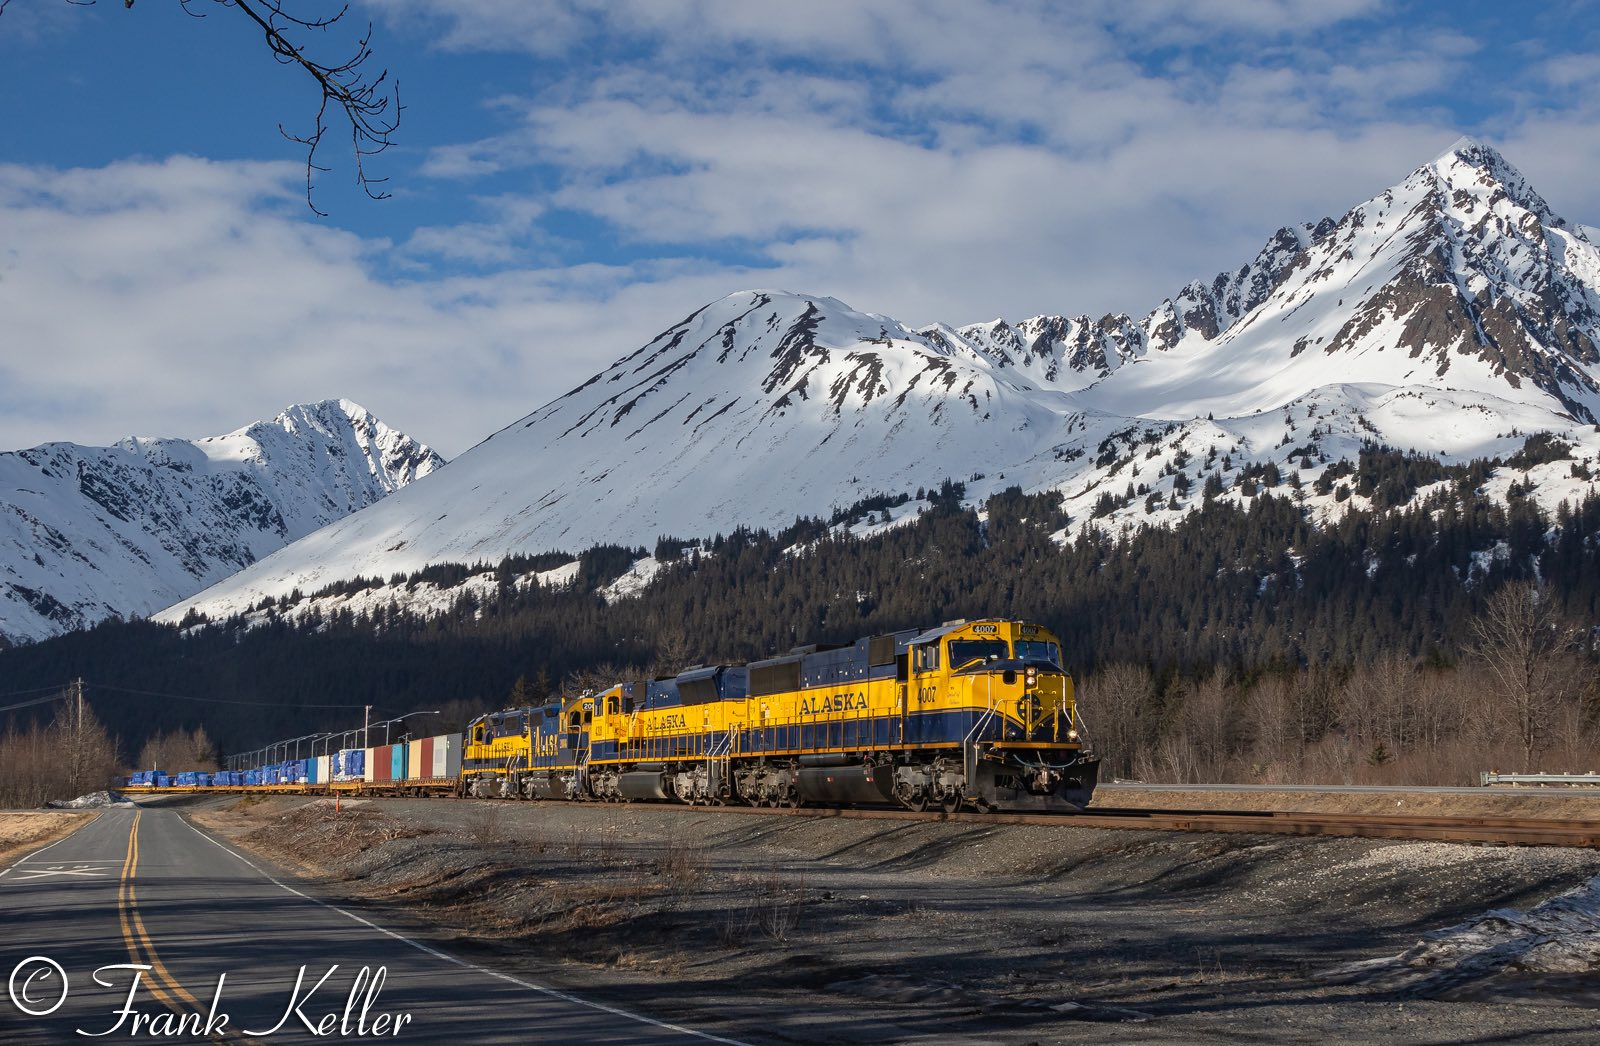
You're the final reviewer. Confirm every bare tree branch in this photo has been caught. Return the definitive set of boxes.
[1,0,401,216]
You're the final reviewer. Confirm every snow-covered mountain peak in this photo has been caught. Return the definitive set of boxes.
[1425,136,1556,223]
[0,402,442,645]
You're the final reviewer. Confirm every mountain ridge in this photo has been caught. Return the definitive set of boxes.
[0,398,442,644]
[157,137,1600,625]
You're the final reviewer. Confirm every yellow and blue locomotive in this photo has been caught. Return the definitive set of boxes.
[584,618,1097,812]
[462,693,593,799]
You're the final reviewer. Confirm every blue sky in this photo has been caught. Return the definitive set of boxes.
[2,0,1598,455]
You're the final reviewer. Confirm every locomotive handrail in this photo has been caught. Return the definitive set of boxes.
[962,676,999,790]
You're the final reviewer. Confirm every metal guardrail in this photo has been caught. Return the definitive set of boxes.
[1481,771,1600,787]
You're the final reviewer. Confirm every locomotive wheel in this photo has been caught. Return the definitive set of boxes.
[901,792,930,812]
[941,793,964,814]
[783,790,803,809]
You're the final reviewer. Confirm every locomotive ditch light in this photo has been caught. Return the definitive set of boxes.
[1068,728,1079,741]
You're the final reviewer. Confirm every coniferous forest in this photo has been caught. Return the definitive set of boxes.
[2,446,1598,787]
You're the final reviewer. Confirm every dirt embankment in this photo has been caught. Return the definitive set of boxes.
[191,797,1600,1046]
[0,811,96,866]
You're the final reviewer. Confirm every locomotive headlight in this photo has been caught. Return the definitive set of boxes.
[1025,665,1038,686]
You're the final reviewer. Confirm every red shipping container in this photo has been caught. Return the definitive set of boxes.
[373,744,395,783]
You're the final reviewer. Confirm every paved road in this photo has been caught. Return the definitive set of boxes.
[0,805,747,1045]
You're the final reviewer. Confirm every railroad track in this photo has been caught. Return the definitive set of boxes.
[617,800,1600,848]
[132,787,1600,847]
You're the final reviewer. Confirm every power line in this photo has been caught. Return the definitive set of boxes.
[86,682,376,710]
[0,692,69,715]
[0,683,72,701]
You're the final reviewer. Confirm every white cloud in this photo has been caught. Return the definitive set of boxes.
[0,156,767,456]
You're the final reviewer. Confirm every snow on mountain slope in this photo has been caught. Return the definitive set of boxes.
[1082,138,1600,421]
[161,292,1082,620]
[161,139,1600,624]
[0,399,441,644]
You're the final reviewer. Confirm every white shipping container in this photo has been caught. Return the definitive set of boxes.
[432,734,461,779]
[316,755,332,784]
[363,747,378,783]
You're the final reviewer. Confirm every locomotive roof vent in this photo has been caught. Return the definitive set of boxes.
[942,618,968,627]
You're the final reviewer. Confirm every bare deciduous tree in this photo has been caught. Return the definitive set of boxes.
[135,726,220,773]
[0,693,119,805]
[651,624,698,677]
[1469,581,1588,770]
[1076,663,1151,780]
[1,0,400,214]
[1244,675,1300,781]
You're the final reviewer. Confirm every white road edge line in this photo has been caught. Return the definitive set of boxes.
[178,816,753,1046]
[0,810,117,880]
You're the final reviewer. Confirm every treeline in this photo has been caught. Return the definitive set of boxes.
[1081,583,1598,784]
[0,448,1597,772]
[0,694,119,806]
[134,727,220,774]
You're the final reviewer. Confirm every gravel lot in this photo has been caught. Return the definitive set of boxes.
[187,796,1600,1045]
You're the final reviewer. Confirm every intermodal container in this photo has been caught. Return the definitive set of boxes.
[433,734,462,779]
[366,746,388,784]
[407,737,428,781]
[336,749,365,782]
[315,754,331,784]
[391,743,407,783]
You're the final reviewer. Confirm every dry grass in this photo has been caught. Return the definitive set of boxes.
[461,803,509,847]
[0,812,95,866]
[656,833,708,895]
[720,864,806,944]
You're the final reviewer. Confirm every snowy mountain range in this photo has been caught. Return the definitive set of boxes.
[147,138,1600,626]
[0,400,441,644]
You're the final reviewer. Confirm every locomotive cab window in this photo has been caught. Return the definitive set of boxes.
[1015,640,1063,667]
[913,644,941,672]
[948,639,1010,670]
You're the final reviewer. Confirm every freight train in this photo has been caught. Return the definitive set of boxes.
[124,618,1100,813]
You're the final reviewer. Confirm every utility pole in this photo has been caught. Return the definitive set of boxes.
[69,678,86,792]
[363,705,371,750]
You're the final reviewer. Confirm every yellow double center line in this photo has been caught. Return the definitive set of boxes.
[116,811,237,1044]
